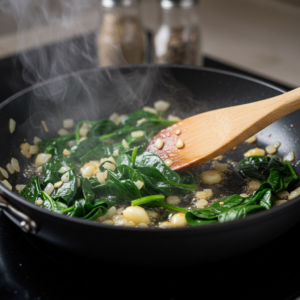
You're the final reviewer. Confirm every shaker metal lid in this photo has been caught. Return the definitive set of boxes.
[160,0,198,9]
[101,0,139,7]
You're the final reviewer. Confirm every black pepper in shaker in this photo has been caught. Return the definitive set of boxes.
[96,0,145,67]
[154,0,202,65]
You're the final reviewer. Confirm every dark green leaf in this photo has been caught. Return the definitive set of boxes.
[87,119,117,137]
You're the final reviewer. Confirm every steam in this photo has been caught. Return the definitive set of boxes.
[0,0,206,138]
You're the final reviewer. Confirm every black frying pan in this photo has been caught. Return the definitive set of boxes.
[0,65,299,266]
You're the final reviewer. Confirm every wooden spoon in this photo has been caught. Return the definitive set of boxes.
[146,88,300,172]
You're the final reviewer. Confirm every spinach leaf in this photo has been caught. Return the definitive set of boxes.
[218,205,266,222]
[52,170,78,206]
[80,143,112,163]
[135,152,180,183]
[82,178,95,204]
[86,119,117,137]
[99,126,135,141]
[69,137,102,159]
[236,156,270,180]
[20,176,43,203]
[118,110,160,127]
[38,133,76,153]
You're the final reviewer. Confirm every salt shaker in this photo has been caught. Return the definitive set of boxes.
[96,0,145,67]
[154,0,202,65]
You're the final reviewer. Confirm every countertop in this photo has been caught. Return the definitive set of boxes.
[0,0,299,86]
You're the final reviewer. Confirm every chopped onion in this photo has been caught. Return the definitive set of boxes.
[134,180,144,190]
[265,144,277,154]
[80,163,97,178]
[143,106,157,114]
[61,172,70,183]
[122,139,129,149]
[57,128,70,136]
[283,151,294,162]
[277,190,289,199]
[245,135,257,143]
[16,184,26,192]
[200,170,224,184]
[109,113,120,125]
[44,183,54,195]
[6,163,15,175]
[9,118,16,134]
[273,141,281,149]
[1,180,12,190]
[41,120,49,133]
[154,100,170,112]
[244,148,265,157]
[166,196,180,205]
[131,130,144,138]
[11,158,20,172]
[21,149,31,159]
[29,145,39,155]
[195,199,208,208]
[68,140,77,148]
[154,138,164,149]
[58,166,71,173]
[0,167,9,179]
[63,119,74,129]
[35,153,52,167]
[33,136,42,145]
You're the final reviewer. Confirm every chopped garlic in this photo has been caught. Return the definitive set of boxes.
[176,139,184,149]
[6,163,15,175]
[9,118,16,134]
[277,190,289,199]
[33,136,42,145]
[200,170,224,184]
[11,158,20,172]
[273,141,281,149]
[109,113,120,125]
[212,162,228,172]
[154,138,164,149]
[58,166,71,173]
[41,120,49,132]
[16,185,26,192]
[195,199,208,208]
[122,139,129,149]
[244,148,265,157]
[0,167,9,179]
[265,144,277,154]
[136,118,146,125]
[168,115,181,122]
[1,180,12,190]
[57,128,70,136]
[63,119,74,129]
[44,183,54,195]
[61,172,70,183]
[283,151,294,162]
[21,149,31,159]
[245,135,257,143]
[63,149,71,156]
[29,145,39,155]
[131,130,144,138]
[134,180,144,190]
[154,100,170,112]
[54,181,63,188]
[164,159,173,167]
[143,106,157,114]
[166,196,180,205]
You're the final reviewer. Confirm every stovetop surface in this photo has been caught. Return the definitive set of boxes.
[0,37,300,300]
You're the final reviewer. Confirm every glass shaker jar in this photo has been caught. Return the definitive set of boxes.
[96,0,145,67]
[154,0,202,65]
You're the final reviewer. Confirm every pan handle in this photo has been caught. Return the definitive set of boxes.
[0,195,37,234]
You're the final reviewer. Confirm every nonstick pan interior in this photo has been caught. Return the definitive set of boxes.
[0,65,299,265]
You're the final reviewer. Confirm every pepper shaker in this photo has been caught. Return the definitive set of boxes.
[96,0,145,67]
[154,0,202,65]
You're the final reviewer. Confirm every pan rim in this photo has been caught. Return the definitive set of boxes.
[0,64,296,235]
